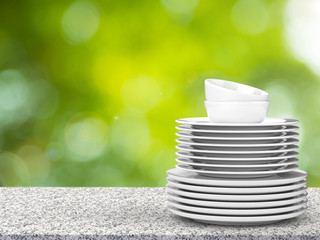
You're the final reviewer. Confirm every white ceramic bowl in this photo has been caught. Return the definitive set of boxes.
[205,79,269,101]
[205,101,270,123]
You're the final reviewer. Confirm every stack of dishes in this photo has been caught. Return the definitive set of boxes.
[166,117,307,225]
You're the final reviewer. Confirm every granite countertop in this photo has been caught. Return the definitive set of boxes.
[0,187,319,239]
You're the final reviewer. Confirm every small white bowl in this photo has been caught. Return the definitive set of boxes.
[205,101,270,123]
[205,79,269,101]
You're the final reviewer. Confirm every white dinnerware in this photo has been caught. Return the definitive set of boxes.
[167,115,306,225]
[205,79,269,102]
[167,193,307,208]
[176,117,299,126]
[167,168,307,187]
[167,200,306,216]
[166,177,307,194]
[167,206,306,225]
[205,100,269,123]
[176,163,299,178]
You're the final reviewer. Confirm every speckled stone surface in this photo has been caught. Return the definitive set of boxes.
[0,188,319,239]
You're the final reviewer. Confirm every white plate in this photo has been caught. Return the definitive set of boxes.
[176,149,298,159]
[166,185,307,201]
[176,125,299,133]
[176,164,299,178]
[176,131,299,140]
[178,125,288,131]
[176,144,298,154]
[166,177,307,194]
[186,138,294,145]
[176,151,299,162]
[167,168,307,187]
[167,200,306,216]
[176,138,299,147]
[176,117,299,127]
[176,157,299,170]
[178,131,288,138]
[167,193,307,208]
[167,206,306,225]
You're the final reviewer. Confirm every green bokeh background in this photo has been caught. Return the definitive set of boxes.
[0,0,319,187]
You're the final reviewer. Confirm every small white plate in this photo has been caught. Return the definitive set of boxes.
[176,138,299,148]
[176,125,299,133]
[176,164,299,178]
[166,185,307,201]
[176,117,299,127]
[187,138,293,145]
[167,193,307,208]
[178,131,288,137]
[176,131,299,140]
[176,144,298,154]
[176,157,299,170]
[167,200,306,216]
[166,177,307,194]
[167,206,306,225]
[167,168,307,187]
[179,125,287,131]
[176,151,299,162]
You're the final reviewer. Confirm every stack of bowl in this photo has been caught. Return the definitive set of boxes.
[166,79,307,225]
[204,79,269,123]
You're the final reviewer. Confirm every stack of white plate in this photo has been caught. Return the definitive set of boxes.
[166,117,308,225]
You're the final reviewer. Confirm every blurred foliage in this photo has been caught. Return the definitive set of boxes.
[0,0,319,187]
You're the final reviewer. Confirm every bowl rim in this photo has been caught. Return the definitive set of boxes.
[204,100,270,104]
[205,79,268,96]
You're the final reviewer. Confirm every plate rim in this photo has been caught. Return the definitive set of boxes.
[166,177,307,193]
[167,199,306,215]
[176,151,299,161]
[175,157,299,167]
[167,193,307,208]
[167,205,306,223]
[166,185,307,200]
[176,144,298,154]
[176,125,299,133]
[176,131,299,140]
[166,168,307,186]
[175,117,299,126]
[175,138,299,147]
[175,163,299,175]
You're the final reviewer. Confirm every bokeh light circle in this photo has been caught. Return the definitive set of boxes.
[64,112,109,161]
[17,145,50,180]
[110,109,150,159]
[0,152,30,186]
[0,69,31,129]
[62,0,100,45]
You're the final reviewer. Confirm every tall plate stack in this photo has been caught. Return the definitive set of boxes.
[166,117,307,225]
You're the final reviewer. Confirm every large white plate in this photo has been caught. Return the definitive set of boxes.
[176,138,299,148]
[176,151,299,162]
[176,144,298,154]
[176,117,299,127]
[167,193,307,208]
[167,168,307,187]
[176,125,299,133]
[166,185,307,201]
[167,206,306,225]
[167,200,306,216]
[176,131,299,140]
[176,164,299,178]
[166,177,307,194]
[176,157,299,170]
